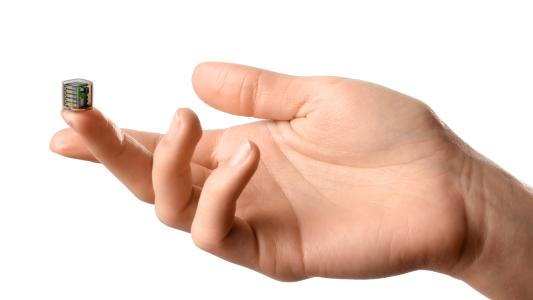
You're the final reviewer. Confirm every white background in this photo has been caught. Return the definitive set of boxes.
[0,0,531,299]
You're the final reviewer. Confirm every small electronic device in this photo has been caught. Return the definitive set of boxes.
[62,78,93,110]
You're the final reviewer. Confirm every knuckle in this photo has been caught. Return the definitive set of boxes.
[239,69,261,117]
[132,181,154,203]
[191,230,221,252]
[155,206,181,228]
[134,188,154,204]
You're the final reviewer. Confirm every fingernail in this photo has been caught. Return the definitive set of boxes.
[166,111,181,139]
[229,140,252,167]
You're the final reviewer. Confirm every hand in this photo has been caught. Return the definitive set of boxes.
[50,63,533,298]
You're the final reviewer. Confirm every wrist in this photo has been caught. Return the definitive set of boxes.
[452,153,533,299]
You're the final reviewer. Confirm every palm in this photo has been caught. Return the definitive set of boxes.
[52,63,468,282]
[211,79,466,280]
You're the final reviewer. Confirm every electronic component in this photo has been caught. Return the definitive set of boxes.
[62,79,93,110]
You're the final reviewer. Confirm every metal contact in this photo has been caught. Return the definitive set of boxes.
[62,79,93,110]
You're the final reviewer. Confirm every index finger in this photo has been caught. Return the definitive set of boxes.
[51,122,220,170]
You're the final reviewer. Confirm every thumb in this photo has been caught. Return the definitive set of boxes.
[192,62,317,121]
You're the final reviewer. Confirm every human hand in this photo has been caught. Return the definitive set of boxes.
[50,63,533,298]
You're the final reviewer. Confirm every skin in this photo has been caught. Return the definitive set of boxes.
[50,62,533,299]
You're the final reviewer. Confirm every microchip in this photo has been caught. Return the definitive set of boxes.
[63,79,93,110]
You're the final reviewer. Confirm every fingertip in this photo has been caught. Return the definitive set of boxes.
[246,139,261,161]
[155,108,203,171]
[248,140,260,156]
[176,107,197,122]
[49,129,72,154]
[230,140,260,167]
[176,108,202,141]
[191,62,306,120]
[50,128,98,162]
[191,62,218,98]
[192,61,219,83]
[246,140,261,172]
